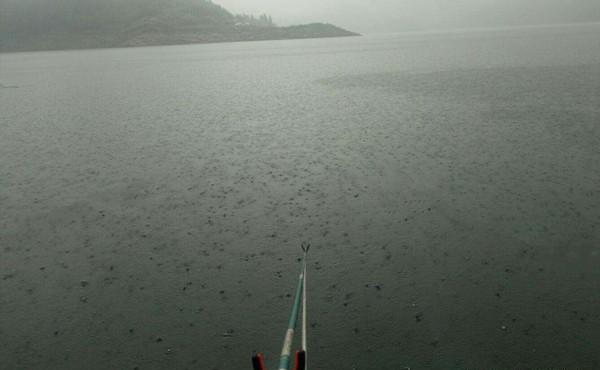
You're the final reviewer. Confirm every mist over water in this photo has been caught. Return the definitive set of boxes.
[215,0,600,32]
[1,23,599,369]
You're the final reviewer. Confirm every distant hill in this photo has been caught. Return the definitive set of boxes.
[0,0,359,52]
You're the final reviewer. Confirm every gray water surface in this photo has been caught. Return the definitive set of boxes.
[1,24,600,370]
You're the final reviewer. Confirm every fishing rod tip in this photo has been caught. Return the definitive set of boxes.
[301,242,311,253]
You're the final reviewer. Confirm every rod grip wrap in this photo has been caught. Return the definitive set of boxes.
[252,352,267,370]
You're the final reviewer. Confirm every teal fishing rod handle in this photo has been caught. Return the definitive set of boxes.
[254,244,310,370]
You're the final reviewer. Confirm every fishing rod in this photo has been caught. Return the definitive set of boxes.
[252,243,310,370]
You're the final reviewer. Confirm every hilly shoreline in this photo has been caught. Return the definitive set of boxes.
[0,0,359,53]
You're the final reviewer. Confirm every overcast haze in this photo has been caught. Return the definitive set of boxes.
[216,0,600,33]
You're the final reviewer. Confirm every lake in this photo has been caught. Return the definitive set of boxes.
[1,23,599,370]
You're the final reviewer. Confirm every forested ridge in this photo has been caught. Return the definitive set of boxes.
[0,0,358,52]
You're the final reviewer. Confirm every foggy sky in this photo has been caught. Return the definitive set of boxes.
[215,0,600,33]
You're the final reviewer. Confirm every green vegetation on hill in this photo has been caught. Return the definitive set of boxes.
[0,0,359,52]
